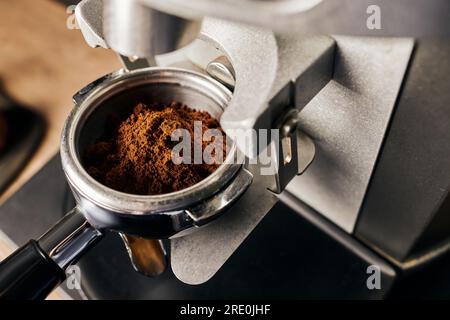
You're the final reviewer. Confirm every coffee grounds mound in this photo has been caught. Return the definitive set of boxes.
[83,101,225,195]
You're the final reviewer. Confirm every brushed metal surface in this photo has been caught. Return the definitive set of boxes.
[286,36,414,233]
[199,19,335,157]
[171,164,278,284]
[355,40,450,261]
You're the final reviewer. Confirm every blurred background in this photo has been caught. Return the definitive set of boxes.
[0,0,119,203]
[0,0,121,298]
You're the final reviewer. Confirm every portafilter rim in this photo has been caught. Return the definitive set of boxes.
[60,67,242,215]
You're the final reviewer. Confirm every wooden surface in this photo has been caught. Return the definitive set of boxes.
[0,0,120,299]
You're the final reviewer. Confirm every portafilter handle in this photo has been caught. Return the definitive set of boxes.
[0,207,102,299]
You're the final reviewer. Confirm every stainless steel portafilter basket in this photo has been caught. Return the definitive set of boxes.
[0,68,252,299]
[64,67,249,237]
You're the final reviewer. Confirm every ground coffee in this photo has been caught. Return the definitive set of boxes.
[83,101,225,195]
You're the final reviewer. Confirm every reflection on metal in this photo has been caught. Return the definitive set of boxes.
[38,207,103,270]
[120,234,167,277]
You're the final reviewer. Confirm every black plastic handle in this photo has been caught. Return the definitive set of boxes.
[0,240,66,300]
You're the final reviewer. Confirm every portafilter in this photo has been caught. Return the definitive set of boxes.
[0,67,252,299]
